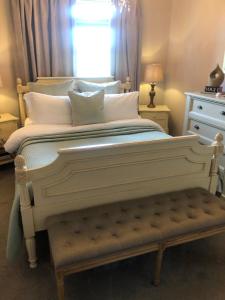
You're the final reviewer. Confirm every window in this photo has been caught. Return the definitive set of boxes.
[72,0,114,77]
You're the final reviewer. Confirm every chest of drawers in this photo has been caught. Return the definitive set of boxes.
[183,92,225,146]
[183,92,225,193]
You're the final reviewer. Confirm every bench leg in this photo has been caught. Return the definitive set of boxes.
[25,237,37,268]
[153,244,166,286]
[56,272,65,300]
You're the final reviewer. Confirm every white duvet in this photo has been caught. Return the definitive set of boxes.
[5,119,163,153]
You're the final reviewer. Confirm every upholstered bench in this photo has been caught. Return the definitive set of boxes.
[47,188,225,300]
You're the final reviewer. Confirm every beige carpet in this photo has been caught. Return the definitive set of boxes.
[1,164,225,300]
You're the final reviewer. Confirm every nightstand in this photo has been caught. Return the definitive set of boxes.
[0,113,19,165]
[139,105,170,133]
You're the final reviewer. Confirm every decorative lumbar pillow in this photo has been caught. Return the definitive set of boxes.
[68,90,105,126]
[104,92,139,122]
[28,80,75,96]
[24,92,72,124]
[77,80,121,94]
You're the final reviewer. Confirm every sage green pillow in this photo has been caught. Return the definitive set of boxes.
[68,90,105,126]
[28,80,75,96]
[77,80,121,94]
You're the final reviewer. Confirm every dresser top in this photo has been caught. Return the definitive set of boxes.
[185,92,225,105]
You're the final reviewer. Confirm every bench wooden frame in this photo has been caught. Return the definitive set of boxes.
[54,220,225,300]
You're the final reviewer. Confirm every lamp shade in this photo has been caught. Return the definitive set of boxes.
[0,76,3,88]
[144,64,163,84]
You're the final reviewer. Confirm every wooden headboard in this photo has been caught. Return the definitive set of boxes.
[17,76,132,126]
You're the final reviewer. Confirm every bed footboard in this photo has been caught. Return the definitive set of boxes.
[16,133,223,226]
[15,133,223,267]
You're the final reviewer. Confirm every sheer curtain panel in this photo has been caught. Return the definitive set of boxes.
[111,0,141,90]
[10,0,76,82]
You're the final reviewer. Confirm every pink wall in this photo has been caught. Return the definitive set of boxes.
[140,0,172,104]
[165,0,225,135]
[0,0,18,116]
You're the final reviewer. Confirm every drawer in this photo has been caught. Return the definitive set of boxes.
[192,98,225,121]
[140,112,168,119]
[139,112,168,124]
[139,111,169,132]
[140,113,167,129]
[153,119,168,130]
[189,119,225,145]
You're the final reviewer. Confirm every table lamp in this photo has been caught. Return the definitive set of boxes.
[144,64,164,108]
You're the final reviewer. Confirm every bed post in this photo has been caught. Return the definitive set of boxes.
[17,78,26,126]
[123,76,132,93]
[209,133,224,194]
[15,155,37,268]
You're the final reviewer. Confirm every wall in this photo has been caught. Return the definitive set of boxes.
[165,0,225,135]
[0,0,18,116]
[139,0,172,104]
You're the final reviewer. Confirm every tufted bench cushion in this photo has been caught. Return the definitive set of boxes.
[47,188,225,269]
[47,188,225,300]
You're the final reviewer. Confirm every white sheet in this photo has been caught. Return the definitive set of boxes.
[4,119,163,154]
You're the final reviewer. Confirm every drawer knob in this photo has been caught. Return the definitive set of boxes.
[194,125,200,130]
[197,105,203,110]
[221,111,225,116]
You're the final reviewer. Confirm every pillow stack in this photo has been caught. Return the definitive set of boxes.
[24,80,139,126]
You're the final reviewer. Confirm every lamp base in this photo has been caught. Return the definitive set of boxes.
[147,83,156,108]
[147,102,156,108]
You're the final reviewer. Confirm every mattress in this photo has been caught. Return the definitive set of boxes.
[22,130,170,169]
[5,118,170,169]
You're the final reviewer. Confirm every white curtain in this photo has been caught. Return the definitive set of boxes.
[111,0,141,90]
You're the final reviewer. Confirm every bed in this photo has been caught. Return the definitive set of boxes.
[6,76,224,268]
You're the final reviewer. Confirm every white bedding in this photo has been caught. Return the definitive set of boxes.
[5,119,163,154]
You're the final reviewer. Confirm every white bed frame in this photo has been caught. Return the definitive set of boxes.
[15,77,224,268]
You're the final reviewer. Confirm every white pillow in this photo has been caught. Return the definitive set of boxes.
[24,92,72,124]
[104,92,139,122]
